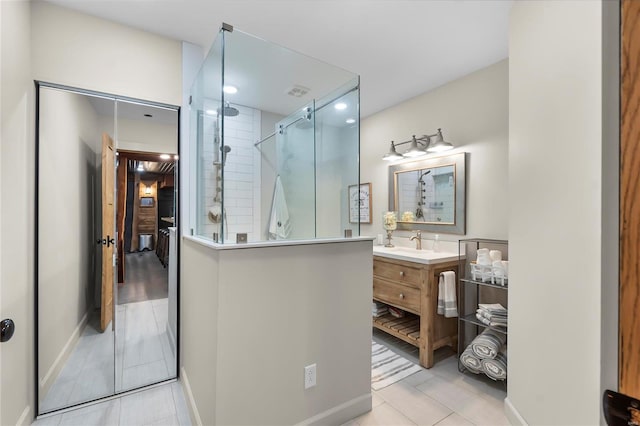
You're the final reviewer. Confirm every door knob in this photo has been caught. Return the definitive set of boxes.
[1,318,15,342]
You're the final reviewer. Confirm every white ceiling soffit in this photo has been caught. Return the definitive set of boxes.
[45,0,511,117]
[88,96,178,126]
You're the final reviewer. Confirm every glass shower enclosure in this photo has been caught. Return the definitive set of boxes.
[190,24,361,243]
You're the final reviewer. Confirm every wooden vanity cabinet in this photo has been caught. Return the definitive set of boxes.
[373,256,458,368]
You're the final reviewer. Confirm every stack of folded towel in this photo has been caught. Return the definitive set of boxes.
[476,303,507,329]
[372,301,388,318]
[459,329,508,381]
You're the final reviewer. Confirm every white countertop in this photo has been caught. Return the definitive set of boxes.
[373,245,459,264]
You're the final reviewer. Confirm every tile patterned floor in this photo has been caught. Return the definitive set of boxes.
[344,329,509,426]
[39,299,176,413]
[33,381,191,426]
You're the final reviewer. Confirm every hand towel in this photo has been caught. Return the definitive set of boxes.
[489,250,502,262]
[268,176,291,240]
[437,270,458,318]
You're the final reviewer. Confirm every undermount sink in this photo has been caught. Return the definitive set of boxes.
[372,245,459,264]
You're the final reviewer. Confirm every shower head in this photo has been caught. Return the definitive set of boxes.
[418,170,431,183]
[218,102,239,117]
[222,145,231,166]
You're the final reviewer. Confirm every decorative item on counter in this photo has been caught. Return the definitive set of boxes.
[401,211,415,222]
[382,211,397,247]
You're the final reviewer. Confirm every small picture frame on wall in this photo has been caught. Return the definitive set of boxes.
[140,197,154,207]
[349,183,372,224]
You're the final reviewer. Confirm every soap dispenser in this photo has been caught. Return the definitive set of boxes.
[433,234,440,252]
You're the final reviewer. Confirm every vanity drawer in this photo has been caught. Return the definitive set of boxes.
[373,259,422,288]
[373,278,421,314]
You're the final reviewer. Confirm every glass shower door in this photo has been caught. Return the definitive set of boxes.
[273,103,316,240]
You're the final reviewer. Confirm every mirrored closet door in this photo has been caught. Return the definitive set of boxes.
[36,84,179,415]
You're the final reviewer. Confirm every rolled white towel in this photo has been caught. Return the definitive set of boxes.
[470,329,506,359]
[460,347,482,374]
[481,351,507,381]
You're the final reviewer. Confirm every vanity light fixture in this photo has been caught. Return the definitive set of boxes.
[223,85,238,94]
[382,141,404,161]
[145,186,152,195]
[382,129,453,161]
[334,102,347,110]
[426,129,454,153]
[159,154,171,160]
[205,109,218,116]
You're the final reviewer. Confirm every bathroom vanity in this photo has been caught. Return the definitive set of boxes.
[373,246,459,368]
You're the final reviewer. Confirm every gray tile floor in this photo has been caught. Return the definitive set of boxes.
[33,381,191,426]
[40,299,176,413]
[118,252,168,304]
[346,330,509,426]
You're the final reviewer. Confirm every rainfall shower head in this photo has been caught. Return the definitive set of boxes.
[218,102,239,117]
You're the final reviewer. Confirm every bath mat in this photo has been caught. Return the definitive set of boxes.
[371,341,422,390]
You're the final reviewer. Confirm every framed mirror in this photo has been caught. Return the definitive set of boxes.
[388,152,466,234]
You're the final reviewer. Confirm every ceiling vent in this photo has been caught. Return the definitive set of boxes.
[285,85,310,98]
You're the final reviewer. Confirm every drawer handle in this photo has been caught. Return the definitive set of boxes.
[399,293,405,299]
[399,271,405,277]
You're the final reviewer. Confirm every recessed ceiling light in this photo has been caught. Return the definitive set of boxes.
[346,118,356,124]
[160,154,171,160]
[223,85,238,94]
[205,109,217,116]
[144,113,153,118]
[334,102,347,110]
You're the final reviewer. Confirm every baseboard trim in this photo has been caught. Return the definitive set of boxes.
[16,405,32,426]
[504,397,528,426]
[295,393,372,426]
[40,312,89,394]
[180,367,203,426]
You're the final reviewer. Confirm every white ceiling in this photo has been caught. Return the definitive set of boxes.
[45,0,511,117]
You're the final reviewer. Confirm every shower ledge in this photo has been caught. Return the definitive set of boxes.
[184,235,374,251]
[373,245,459,265]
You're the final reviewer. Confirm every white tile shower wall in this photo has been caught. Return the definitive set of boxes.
[398,172,454,223]
[200,104,261,242]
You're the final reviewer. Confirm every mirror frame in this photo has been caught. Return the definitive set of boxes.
[388,152,466,235]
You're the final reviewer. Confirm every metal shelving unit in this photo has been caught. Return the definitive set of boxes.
[457,238,508,379]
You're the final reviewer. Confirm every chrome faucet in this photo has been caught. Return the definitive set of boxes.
[409,230,422,250]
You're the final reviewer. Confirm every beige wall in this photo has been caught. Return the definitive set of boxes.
[0,1,35,424]
[0,3,184,422]
[180,238,372,425]
[31,1,182,106]
[97,115,178,154]
[508,1,617,424]
[37,88,101,392]
[360,60,508,243]
[180,239,220,425]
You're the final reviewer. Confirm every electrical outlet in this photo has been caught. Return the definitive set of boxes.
[304,364,316,389]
